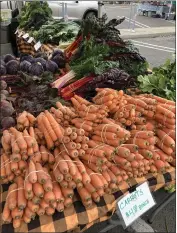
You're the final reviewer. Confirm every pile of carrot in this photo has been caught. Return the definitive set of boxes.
[1,88,176,229]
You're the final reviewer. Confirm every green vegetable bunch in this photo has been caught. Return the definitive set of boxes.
[31,20,80,45]
[70,37,120,79]
[138,59,176,101]
[18,2,52,30]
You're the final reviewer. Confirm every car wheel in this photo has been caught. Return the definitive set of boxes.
[84,11,97,19]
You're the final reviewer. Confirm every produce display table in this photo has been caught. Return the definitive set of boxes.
[1,168,175,233]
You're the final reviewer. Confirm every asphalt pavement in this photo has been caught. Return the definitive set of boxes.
[105,4,176,30]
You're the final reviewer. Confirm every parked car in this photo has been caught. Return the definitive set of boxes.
[0,1,107,20]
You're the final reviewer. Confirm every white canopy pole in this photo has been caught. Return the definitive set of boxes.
[98,1,104,19]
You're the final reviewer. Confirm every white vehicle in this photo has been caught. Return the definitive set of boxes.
[0,1,107,20]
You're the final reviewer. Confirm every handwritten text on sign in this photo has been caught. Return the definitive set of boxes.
[117,182,156,227]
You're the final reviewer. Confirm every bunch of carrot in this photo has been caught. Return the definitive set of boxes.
[50,101,77,127]
[16,111,36,131]
[71,95,109,124]
[37,110,64,150]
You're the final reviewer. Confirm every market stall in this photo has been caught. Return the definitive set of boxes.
[0,2,176,233]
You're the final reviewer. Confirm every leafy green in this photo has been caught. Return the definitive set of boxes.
[30,20,80,45]
[138,59,176,101]
[70,37,119,79]
[18,2,52,31]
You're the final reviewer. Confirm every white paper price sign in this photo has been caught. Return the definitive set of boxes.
[34,41,42,51]
[117,182,156,228]
[27,37,34,43]
[22,33,29,39]
[18,32,23,38]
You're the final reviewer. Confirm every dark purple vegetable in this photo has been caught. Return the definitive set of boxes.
[1,90,9,97]
[1,80,7,90]
[1,104,14,117]
[1,117,16,129]
[35,57,46,70]
[20,54,34,63]
[4,54,16,63]
[6,60,19,75]
[1,59,5,66]
[20,60,31,73]
[0,65,6,76]
[52,54,66,68]
[46,60,58,73]
[29,62,44,76]
[52,49,64,58]
[1,94,6,100]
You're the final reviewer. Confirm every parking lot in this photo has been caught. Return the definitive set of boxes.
[105,4,176,29]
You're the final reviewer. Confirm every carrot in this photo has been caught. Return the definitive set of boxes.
[8,173,15,182]
[102,170,111,183]
[27,200,39,212]
[13,219,22,229]
[27,112,36,124]
[44,191,55,204]
[23,129,35,148]
[10,128,27,151]
[91,192,100,203]
[23,215,31,224]
[1,138,11,154]
[154,160,165,172]
[156,138,173,155]
[33,182,44,198]
[86,148,105,158]
[138,149,153,159]
[24,172,33,195]
[55,155,69,174]
[64,198,73,208]
[25,207,36,219]
[77,187,91,202]
[122,144,138,152]
[68,180,76,189]
[42,115,58,142]
[40,200,49,210]
[151,151,160,160]
[62,154,77,176]
[43,179,53,192]
[156,129,175,148]
[11,135,20,154]
[82,172,91,185]
[78,149,85,157]
[2,202,10,222]
[97,188,105,196]
[99,173,108,188]
[131,161,139,168]
[45,206,55,216]
[38,117,54,150]
[60,180,68,188]
[85,183,96,193]
[76,143,82,150]
[114,156,129,166]
[36,162,49,184]
[19,160,27,171]
[107,169,117,183]
[44,110,63,139]
[156,105,175,118]
[15,176,27,210]
[28,160,37,183]
[40,145,49,163]
[116,147,130,158]
[72,169,82,184]
[37,207,45,216]
[32,197,40,206]
[86,167,103,189]
[162,128,175,141]
[56,202,64,212]
[110,165,121,176]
